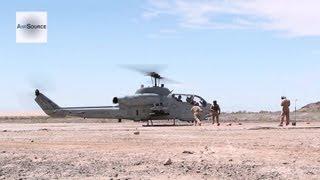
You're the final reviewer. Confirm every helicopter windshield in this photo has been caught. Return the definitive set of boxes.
[171,94,208,107]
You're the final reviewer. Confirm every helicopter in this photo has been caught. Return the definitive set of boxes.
[35,68,212,125]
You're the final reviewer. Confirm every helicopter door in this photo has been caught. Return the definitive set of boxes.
[136,110,139,116]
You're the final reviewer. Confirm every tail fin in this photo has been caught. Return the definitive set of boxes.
[34,89,66,117]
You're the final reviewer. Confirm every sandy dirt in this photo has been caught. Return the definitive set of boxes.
[0,120,319,179]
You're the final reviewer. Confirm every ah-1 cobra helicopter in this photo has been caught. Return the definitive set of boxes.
[35,67,212,125]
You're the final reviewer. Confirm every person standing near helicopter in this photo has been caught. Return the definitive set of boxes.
[191,102,202,126]
[210,100,221,126]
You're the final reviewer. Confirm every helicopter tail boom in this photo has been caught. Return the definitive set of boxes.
[34,89,66,117]
[34,89,123,119]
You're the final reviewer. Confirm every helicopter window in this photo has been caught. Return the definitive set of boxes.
[186,96,192,103]
[200,99,207,107]
[173,94,207,107]
[192,96,207,107]
[172,94,183,102]
[172,94,189,103]
[186,96,197,105]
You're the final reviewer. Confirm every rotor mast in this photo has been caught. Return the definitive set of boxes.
[149,72,162,87]
[121,65,178,87]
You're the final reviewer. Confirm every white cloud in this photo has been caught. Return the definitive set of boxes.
[144,0,320,37]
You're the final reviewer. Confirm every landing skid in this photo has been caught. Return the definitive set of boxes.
[142,119,193,127]
[146,119,154,126]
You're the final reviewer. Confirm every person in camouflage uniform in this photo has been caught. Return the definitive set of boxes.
[191,103,202,126]
[280,96,290,126]
[210,100,221,126]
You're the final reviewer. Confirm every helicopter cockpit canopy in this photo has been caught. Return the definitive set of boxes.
[171,94,208,107]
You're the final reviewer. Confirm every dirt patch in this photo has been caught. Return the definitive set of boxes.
[0,121,319,179]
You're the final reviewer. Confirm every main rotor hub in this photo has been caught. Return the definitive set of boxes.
[148,72,163,87]
[149,72,162,79]
[121,65,178,87]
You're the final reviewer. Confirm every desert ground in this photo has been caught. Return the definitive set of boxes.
[0,112,319,179]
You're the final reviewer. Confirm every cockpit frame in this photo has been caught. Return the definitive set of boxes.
[171,93,208,107]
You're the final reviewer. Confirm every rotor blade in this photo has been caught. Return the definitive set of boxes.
[119,64,167,76]
[120,64,181,84]
[17,74,56,109]
[162,77,181,84]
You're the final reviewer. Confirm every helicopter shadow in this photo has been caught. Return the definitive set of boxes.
[142,123,194,127]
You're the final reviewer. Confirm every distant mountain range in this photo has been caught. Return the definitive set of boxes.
[299,102,320,112]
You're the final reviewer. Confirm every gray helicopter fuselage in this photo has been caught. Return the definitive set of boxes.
[114,86,211,121]
[35,86,211,122]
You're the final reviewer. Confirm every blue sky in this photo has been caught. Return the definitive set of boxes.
[0,0,319,112]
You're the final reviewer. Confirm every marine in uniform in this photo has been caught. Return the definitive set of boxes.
[191,103,202,126]
[280,96,290,126]
[210,100,221,126]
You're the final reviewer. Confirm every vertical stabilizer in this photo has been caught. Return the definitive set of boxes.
[34,89,65,117]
